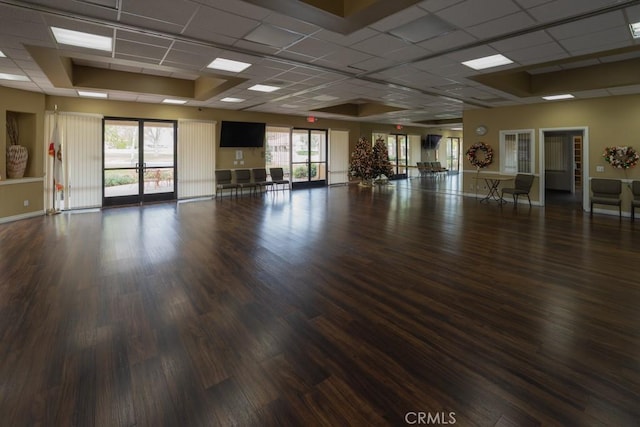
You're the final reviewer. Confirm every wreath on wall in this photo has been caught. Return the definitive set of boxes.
[603,146,639,169]
[466,142,494,168]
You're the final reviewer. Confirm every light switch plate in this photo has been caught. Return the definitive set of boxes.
[596,165,604,172]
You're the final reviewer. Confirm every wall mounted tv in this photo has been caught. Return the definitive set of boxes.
[219,121,266,147]
[422,134,442,149]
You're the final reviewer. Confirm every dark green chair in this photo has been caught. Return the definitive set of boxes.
[631,181,640,221]
[501,174,535,206]
[590,178,621,217]
[252,168,273,194]
[269,167,290,191]
[235,169,258,196]
[215,169,238,199]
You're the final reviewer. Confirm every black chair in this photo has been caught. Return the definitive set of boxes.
[590,178,622,217]
[235,169,258,196]
[501,174,535,206]
[214,169,238,199]
[269,167,290,191]
[631,181,640,221]
[252,168,273,194]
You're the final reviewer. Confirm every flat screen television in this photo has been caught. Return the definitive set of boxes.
[422,134,442,149]
[219,121,266,147]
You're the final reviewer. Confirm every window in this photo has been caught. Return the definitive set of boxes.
[500,129,534,174]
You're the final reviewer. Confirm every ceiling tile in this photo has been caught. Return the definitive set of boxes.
[232,40,281,55]
[351,33,409,55]
[546,11,626,40]
[121,0,198,26]
[508,41,567,64]
[417,30,478,53]
[283,37,339,59]
[351,57,400,72]
[558,26,631,54]
[527,0,619,23]
[489,30,554,52]
[385,45,431,62]
[436,0,521,28]
[183,6,259,40]
[316,47,373,67]
[115,40,168,61]
[244,24,304,48]
[314,28,379,46]
[263,14,321,35]
[466,12,536,39]
[115,30,174,48]
[192,0,271,20]
[369,6,429,32]
[119,13,184,34]
[389,14,456,43]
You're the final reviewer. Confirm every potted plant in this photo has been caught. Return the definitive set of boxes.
[6,112,28,178]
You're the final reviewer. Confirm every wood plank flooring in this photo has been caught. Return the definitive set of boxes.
[1,179,639,426]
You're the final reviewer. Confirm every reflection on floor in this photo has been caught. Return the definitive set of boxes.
[545,189,582,205]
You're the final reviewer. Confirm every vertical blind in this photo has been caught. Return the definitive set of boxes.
[544,136,566,171]
[409,134,421,178]
[177,119,216,199]
[44,111,103,210]
[329,129,349,185]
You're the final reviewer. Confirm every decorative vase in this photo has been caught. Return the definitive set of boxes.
[7,145,28,178]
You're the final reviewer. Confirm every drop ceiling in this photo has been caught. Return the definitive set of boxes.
[1,0,640,127]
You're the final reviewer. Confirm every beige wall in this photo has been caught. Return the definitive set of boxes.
[463,94,640,210]
[1,87,45,219]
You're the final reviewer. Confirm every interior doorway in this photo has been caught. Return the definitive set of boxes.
[541,128,587,210]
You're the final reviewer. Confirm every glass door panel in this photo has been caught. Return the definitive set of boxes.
[310,130,327,181]
[142,122,176,196]
[387,137,397,174]
[291,129,310,183]
[398,134,408,177]
[104,120,139,200]
[447,137,460,174]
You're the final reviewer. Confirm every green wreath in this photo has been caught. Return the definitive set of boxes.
[466,142,493,168]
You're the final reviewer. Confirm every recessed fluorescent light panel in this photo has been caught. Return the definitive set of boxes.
[207,58,252,73]
[630,22,640,38]
[248,84,279,92]
[0,73,30,81]
[162,99,187,104]
[78,90,107,98]
[313,95,339,102]
[51,27,113,51]
[542,94,574,100]
[0,50,6,57]
[462,54,513,70]
[221,97,245,102]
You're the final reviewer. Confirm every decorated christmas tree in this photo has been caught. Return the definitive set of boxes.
[371,136,394,180]
[349,136,373,182]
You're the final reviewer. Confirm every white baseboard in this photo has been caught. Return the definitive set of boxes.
[0,210,44,224]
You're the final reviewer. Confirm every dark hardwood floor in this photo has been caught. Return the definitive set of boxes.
[1,177,639,426]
